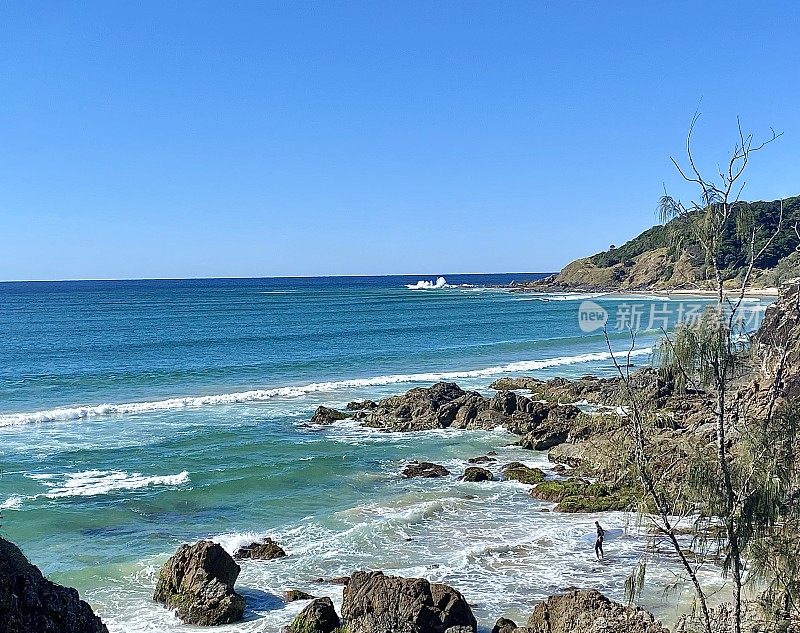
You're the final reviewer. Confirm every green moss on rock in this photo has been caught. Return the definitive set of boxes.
[531,478,638,513]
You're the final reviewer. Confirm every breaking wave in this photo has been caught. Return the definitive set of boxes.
[0,348,652,427]
[406,276,447,290]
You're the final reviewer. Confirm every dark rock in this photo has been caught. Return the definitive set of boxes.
[361,382,467,431]
[347,400,378,411]
[524,589,669,633]
[315,576,350,585]
[490,390,520,415]
[0,537,108,633]
[341,571,477,633]
[509,403,582,451]
[284,589,317,602]
[153,540,245,625]
[402,461,451,479]
[492,617,518,633]
[467,455,497,464]
[501,461,527,471]
[461,467,494,482]
[288,596,341,633]
[233,538,287,560]
[311,406,350,425]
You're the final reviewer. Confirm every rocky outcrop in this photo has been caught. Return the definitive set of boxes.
[530,479,636,513]
[753,279,800,398]
[402,461,451,478]
[153,540,245,625]
[356,383,587,450]
[462,467,494,482]
[502,464,545,485]
[286,597,341,633]
[524,589,669,633]
[0,537,108,633]
[361,382,468,431]
[311,406,350,425]
[233,538,287,560]
[341,571,477,633]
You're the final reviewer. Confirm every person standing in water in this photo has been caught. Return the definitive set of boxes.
[594,521,605,559]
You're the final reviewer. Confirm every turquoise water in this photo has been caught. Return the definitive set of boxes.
[0,275,753,631]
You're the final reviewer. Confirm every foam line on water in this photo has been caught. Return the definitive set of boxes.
[1,470,190,509]
[0,348,652,427]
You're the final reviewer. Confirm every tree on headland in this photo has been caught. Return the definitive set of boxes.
[610,116,800,633]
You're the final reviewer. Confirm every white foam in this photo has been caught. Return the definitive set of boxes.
[43,470,190,498]
[0,494,23,510]
[0,348,652,427]
[3,471,190,508]
[406,276,447,290]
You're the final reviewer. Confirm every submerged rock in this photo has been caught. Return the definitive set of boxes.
[467,455,497,464]
[286,596,341,633]
[234,538,287,560]
[524,589,669,633]
[284,588,317,602]
[462,466,494,482]
[402,461,451,478]
[311,406,350,425]
[153,540,245,625]
[341,570,477,633]
[0,537,108,633]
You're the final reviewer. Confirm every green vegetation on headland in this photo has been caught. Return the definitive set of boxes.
[515,195,800,292]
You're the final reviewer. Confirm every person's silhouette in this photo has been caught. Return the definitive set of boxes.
[594,521,605,559]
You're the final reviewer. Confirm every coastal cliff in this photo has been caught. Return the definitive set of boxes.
[513,196,800,292]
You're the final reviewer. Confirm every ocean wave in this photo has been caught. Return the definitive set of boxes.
[42,470,190,498]
[0,494,23,510]
[406,276,447,290]
[0,348,652,427]
[1,471,190,509]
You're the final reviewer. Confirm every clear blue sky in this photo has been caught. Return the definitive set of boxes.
[1,2,798,280]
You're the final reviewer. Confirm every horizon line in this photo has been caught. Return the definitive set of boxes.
[0,271,556,284]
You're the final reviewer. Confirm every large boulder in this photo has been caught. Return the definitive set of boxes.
[234,538,287,560]
[286,596,341,633]
[524,589,669,633]
[0,537,108,633]
[341,571,477,633]
[461,467,494,482]
[153,540,245,625]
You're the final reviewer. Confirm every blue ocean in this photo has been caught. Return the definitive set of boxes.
[0,275,753,631]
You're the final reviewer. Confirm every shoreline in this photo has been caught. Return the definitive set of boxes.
[506,284,781,298]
